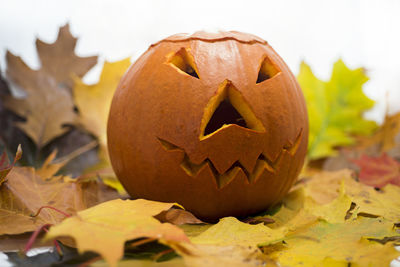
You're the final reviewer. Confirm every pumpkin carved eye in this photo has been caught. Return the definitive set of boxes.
[256,55,280,83]
[167,47,200,79]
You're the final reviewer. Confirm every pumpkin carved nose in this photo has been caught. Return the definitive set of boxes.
[199,80,266,140]
[204,97,247,135]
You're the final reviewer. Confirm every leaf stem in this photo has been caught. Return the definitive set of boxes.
[31,206,71,218]
[153,248,174,261]
[24,223,52,254]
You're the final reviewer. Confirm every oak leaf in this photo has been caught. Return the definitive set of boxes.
[298,60,377,160]
[353,153,400,188]
[45,199,190,267]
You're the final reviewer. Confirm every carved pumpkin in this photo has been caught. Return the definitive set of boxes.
[107,31,308,221]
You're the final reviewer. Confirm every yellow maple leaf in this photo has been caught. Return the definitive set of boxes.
[73,58,131,194]
[190,217,287,247]
[74,58,131,147]
[45,199,189,267]
[302,169,400,223]
[267,217,400,266]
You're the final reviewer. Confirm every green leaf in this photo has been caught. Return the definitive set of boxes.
[298,59,377,160]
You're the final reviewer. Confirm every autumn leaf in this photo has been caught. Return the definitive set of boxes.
[188,217,287,247]
[298,60,377,160]
[0,165,118,235]
[73,58,131,146]
[45,199,189,267]
[357,112,400,154]
[92,258,186,267]
[173,243,276,267]
[0,144,22,185]
[172,216,286,266]
[301,169,400,223]
[266,217,400,266]
[156,208,204,225]
[73,58,131,194]
[2,24,97,149]
[35,24,97,91]
[353,153,400,188]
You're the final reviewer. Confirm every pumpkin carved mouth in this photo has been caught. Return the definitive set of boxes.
[158,129,302,189]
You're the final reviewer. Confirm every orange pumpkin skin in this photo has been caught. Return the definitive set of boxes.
[107,31,308,221]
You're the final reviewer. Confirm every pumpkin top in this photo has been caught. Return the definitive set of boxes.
[150,31,268,48]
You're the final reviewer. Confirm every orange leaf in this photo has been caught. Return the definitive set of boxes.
[0,166,118,235]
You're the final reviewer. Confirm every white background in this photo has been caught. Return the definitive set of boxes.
[0,0,400,266]
[0,0,400,123]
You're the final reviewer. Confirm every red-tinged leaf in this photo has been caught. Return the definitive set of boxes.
[353,153,400,188]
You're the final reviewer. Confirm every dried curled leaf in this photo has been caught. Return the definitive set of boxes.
[0,164,118,235]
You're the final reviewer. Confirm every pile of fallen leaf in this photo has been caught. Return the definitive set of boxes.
[0,25,399,267]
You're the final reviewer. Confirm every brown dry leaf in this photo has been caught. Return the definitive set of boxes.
[0,165,119,235]
[156,208,204,225]
[45,199,189,267]
[0,144,22,185]
[3,24,97,149]
[4,55,77,148]
[36,24,97,90]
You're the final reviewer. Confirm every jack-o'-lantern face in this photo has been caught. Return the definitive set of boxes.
[107,31,308,221]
